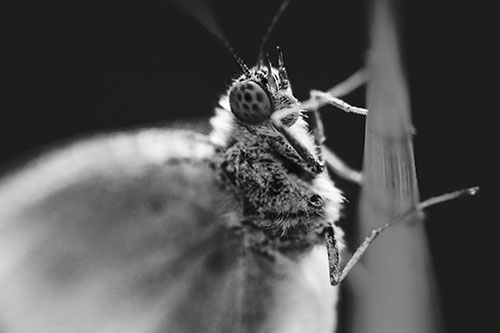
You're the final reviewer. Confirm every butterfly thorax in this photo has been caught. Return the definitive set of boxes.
[211,117,344,258]
[209,61,344,256]
[217,123,323,221]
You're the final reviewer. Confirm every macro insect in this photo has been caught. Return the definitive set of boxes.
[0,51,349,332]
[0,1,478,333]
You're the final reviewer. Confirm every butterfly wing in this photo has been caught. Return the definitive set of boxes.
[0,128,337,333]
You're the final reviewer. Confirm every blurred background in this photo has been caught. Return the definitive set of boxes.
[4,0,497,332]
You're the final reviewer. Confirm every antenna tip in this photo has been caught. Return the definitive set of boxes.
[467,186,480,196]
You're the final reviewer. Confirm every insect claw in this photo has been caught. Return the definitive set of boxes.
[330,275,339,286]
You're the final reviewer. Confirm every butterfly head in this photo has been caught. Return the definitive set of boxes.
[229,48,300,127]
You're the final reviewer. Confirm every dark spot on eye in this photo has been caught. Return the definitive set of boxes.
[256,92,264,102]
[244,93,252,102]
[251,103,260,111]
[242,103,250,111]
[245,83,254,90]
[237,92,243,101]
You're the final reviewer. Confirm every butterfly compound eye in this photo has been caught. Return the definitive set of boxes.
[229,80,272,124]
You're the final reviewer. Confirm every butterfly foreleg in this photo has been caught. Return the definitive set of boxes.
[268,126,324,175]
[328,187,479,286]
[322,224,341,286]
[307,106,363,184]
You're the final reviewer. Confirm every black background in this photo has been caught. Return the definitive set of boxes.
[4,0,498,332]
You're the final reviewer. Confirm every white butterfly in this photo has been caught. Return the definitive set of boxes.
[0,1,478,332]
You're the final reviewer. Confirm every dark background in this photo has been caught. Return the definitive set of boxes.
[4,0,498,332]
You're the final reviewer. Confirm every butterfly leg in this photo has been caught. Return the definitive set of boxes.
[308,108,363,183]
[326,68,368,98]
[332,187,479,285]
[309,68,369,115]
[269,127,324,175]
[323,224,341,286]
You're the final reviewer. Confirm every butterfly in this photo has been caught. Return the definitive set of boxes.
[0,1,478,333]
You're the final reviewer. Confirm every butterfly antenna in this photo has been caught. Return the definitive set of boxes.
[222,40,251,77]
[257,0,292,65]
